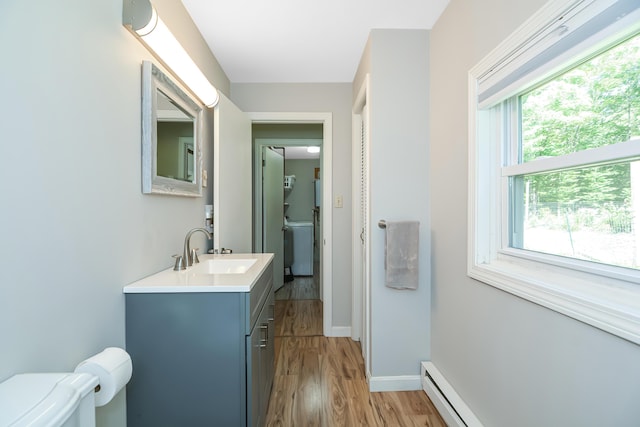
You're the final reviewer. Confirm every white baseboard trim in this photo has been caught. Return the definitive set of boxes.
[421,361,483,427]
[368,375,422,392]
[327,326,351,337]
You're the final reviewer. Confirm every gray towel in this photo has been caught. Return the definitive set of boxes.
[384,221,420,290]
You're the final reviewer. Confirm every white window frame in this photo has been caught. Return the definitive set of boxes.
[468,0,640,345]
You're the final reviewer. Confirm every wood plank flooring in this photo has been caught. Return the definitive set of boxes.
[267,277,446,427]
[275,299,323,337]
[275,275,319,300]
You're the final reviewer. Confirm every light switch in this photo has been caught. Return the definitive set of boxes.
[202,169,208,187]
[335,195,343,208]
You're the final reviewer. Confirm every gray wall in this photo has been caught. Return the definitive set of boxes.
[284,159,320,223]
[0,0,228,425]
[4,0,635,425]
[253,123,323,139]
[232,83,353,328]
[429,0,640,425]
[353,30,431,379]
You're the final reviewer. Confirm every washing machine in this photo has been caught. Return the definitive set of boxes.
[288,221,314,276]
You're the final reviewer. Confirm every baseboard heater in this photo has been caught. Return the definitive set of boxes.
[421,361,483,427]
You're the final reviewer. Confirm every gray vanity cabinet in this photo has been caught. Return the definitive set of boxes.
[248,287,274,427]
[125,261,274,427]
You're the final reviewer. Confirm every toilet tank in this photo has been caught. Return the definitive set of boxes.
[0,373,99,427]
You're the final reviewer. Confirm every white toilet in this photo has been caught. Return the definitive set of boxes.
[0,347,131,426]
[0,372,99,427]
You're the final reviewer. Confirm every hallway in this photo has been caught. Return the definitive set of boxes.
[266,277,445,426]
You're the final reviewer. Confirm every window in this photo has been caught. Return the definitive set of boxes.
[511,33,640,270]
[469,0,640,344]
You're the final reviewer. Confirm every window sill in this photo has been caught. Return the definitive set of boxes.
[468,256,640,345]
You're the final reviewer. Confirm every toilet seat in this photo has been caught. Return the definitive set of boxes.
[0,373,98,427]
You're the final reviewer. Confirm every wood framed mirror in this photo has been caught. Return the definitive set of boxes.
[141,61,204,196]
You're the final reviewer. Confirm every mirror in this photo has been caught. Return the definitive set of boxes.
[141,61,203,196]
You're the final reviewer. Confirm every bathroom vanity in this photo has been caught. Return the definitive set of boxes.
[124,253,274,427]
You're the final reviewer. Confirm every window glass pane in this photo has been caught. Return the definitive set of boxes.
[519,33,640,163]
[510,161,640,270]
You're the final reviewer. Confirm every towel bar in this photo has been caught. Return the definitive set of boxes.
[378,220,386,229]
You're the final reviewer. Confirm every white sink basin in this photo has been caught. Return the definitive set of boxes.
[191,258,258,275]
[124,253,274,293]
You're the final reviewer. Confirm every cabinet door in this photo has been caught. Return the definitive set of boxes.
[126,293,246,426]
[247,321,262,427]
[260,290,275,415]
[248,294,271,427]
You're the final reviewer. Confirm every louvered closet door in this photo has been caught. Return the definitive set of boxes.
[360,103,371,377]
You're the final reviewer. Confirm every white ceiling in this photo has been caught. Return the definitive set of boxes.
[181,0,450,83]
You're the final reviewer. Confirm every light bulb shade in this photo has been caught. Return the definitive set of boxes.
[126,3,219,108]
[307,146,320,153]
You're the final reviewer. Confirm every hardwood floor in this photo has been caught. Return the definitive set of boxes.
[275,299,323,337]
[275,275,319,300]
[267,281,446,426]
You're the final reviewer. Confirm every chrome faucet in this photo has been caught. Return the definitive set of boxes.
[183,227,213,267]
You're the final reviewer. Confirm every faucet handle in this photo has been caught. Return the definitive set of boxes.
[172,254,186,271]
[190,248,200,264]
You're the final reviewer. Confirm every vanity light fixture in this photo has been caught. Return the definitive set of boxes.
[307,146,320,154]
[123,0,219,107]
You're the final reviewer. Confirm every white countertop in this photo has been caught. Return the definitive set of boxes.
[123,253,274,293]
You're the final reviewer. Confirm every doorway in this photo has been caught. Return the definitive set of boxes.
[250,113,333,336]
[279,144,321,300]
[255,133,321,296]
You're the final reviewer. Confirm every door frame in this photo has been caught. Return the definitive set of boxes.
[249,112,333,337]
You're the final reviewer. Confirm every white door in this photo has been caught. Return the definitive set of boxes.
[262,147,285,291]
[213,93,252,253]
